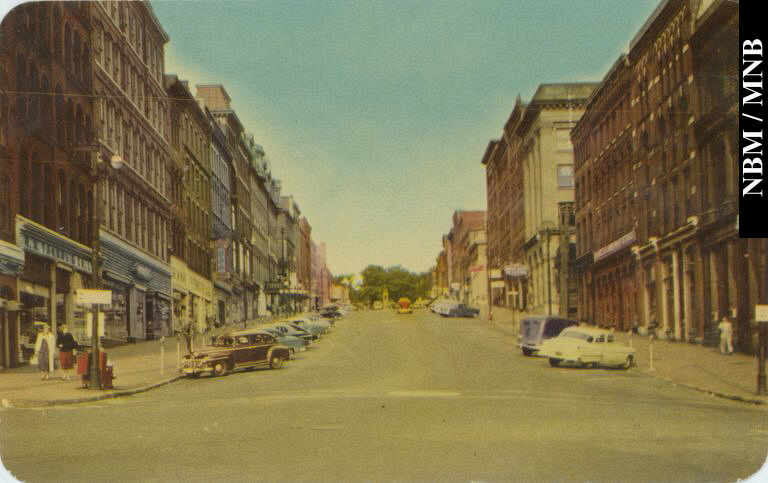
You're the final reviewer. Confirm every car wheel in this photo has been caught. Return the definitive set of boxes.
[522,347,534,357]
[548,358,562,367]
[270,355,284,370]
[621,355,634,370]
[212,361,228,377]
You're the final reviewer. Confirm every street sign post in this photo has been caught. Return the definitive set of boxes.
[757,304,768,395]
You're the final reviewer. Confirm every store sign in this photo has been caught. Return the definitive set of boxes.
[593,230,636,263]
[76,289,113,305]
[20,224,92,272]
[504,264,528,278]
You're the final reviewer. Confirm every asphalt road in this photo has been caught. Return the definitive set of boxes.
[2,309,767,482]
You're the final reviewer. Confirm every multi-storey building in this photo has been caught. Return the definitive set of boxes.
[434,250,448,298]
[572,0,758,351]
[277,195,302,313]
[572,55,635,329]
[245,134,269,315]
[484,83,594,317]
[166,75,213,335]
[1,2,97,365]
[450,210,485,302]
[90,0,173,342]
[206,104,234,326]
[466,233,488,309]
[297,217,312,312]
[195,84,251,323]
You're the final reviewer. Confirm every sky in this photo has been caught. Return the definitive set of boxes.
[52,0,665,276]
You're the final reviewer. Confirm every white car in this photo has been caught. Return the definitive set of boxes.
[538,326,636,369]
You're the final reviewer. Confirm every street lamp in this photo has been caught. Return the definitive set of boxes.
[89,151,123,389]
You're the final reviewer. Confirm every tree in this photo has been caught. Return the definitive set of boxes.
[356,264,432,305]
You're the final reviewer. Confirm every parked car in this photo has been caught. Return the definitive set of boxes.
[373,301,384,310]
[288,319,327,338]
[517,315,578,356]
[181,331,291,377]
[264,324,314,343]
[251,329,307,354]
[430,299,454,315]
[538,326,636,369]
[446,303,480,318]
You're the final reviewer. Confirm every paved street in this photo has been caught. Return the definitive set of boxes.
[2,309,767,482]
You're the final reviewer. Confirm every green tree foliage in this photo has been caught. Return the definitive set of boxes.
[356,265,432,305]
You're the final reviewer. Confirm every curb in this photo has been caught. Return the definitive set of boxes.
[639,370,768,406]
[486,317,768,407]
[1,375,186,409]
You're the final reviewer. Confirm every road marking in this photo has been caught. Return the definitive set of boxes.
[387,391,461,398]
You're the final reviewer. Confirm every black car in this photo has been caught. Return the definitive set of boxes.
[447,303,480,318]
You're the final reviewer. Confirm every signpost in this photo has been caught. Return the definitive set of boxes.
[76,288,112,389]
[757,304,768,395]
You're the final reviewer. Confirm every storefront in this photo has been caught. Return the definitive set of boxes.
[100,230,171,342]
[15,216,94,359]
[0,238,24,368]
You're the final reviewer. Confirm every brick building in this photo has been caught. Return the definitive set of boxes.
[1,2,97,365]
[572,0,762,351]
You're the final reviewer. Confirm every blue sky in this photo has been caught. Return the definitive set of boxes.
[145,1,655,275]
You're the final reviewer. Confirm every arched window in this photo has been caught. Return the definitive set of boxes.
[44,164,54,227]
[28,62,40,131]
[15,53,26,126]
[73,30,82,81]
[81,41,90,85]
[53,7,62,60]
[38,3,48,49]
[58,170,68,233]
[78,183,87,242]
[76,104,84,145]
[64,23,72,73]
[65,99,73,145]
[69,178,78,238]
[19,149,30,217]
[31,156,42,223]
[55,85,64,143]
[41,75,52,135]
[85,114,92,144]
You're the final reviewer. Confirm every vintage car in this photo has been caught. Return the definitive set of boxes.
[445,303,480,318]
[538,326,636,369]
[181,330,291,377]
[518,315,578,356]
[397,297,412,314]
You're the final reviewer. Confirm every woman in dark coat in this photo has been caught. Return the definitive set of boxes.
[57,325,78,380]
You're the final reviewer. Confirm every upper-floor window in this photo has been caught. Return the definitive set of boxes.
[557,165,574,189]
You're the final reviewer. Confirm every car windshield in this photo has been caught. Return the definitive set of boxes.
[561,331,593,342]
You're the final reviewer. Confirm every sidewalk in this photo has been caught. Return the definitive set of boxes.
[0,316,283,408]
[489,306,768,406]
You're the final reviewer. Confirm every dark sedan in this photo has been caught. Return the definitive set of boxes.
[446,303,480,318]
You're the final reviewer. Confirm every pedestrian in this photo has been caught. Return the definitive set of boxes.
[718,315,734,354]
[56,324,77,380]
[32,324,56,380]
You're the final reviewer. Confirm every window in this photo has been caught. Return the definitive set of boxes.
[557,165,574,188]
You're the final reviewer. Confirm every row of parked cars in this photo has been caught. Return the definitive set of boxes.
[430,299,481,318]
[180,305,348,377]
[517,315,636,369]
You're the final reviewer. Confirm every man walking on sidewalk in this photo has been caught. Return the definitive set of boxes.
[718,315,734,355]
